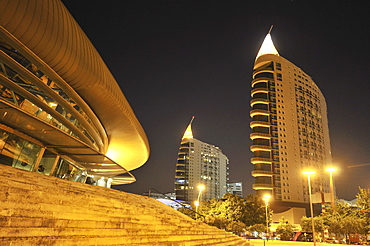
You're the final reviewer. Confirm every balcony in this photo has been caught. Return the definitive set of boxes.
[251,87,269,95]
[252,67,274,76]
[250,98,269,106]
[250,145,272,152]
[250,132,271,140]
[251,77,274,85]
[250,109,270,117]
[250,121,270,128]
[252,183,274,190]
[251,170,273,177]
[251,157,273,164]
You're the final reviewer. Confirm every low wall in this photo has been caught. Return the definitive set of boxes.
[0,165,250,246]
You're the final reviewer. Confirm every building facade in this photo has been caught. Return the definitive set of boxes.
[0,0,149,186]
[175,118,229,202]
[227,182,243,197]
[250,33,332,203]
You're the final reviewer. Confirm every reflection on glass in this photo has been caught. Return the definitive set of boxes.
[37,150,57,175]
[0,38,99,146]
[53,158,85,182]
[0,128,86,183]
[0,129,41,171]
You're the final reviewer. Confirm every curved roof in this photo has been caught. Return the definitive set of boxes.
[182,117,195,140]
[0,0,149,171]
[256,33,279,60]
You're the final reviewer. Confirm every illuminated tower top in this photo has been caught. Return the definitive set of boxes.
[256,26,279,60]
[182,116,194,139]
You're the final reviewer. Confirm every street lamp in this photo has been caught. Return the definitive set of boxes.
[197,184,205,201]
[326,167,336,212]
[262,194,271,242]
[303,170,316,246]
[195,184,205,220]
[194,200,200,219]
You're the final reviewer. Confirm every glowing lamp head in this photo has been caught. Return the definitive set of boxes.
[302,170,316,176]
[262,194,271,201]
[198,184,205,191]
[326,167,337,173]
[194,200,199,206]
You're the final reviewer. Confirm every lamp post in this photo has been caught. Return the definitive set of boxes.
[326,167,336,213]
[194,200,200,219]
[195,184,205,220]
[197,184,205,202]
[303,170,316,246]
[262,194,271,242]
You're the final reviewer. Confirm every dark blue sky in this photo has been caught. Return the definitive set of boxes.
[62,0,370,200]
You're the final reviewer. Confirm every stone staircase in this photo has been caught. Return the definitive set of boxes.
[0,165,251,245]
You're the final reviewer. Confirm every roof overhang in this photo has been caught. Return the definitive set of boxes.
[0,99,135,182]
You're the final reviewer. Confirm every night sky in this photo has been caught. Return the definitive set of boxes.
[61,1,370,201]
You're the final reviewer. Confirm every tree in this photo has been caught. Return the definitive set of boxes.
[177,206,198,220]
[178,193,268,230]
[197,194,245,229]
[356,187,370,234]
[248,223,266,233]
[301,216,325,234]
[242,194,267,226]
[226,221,246,235]
[327,215,366,244]
[204,215,230,230]
[216,193,247,222]
[322,196,368,244]
[276,217,295,240]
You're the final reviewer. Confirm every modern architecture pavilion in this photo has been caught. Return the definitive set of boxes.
[250,31,332,204]
[175,118,229,202]
[0,0,149,186]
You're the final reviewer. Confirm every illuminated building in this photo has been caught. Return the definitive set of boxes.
[227,182,243,197]
[0,0,149,186]
[250,31,332,204]
[175,118,229,202]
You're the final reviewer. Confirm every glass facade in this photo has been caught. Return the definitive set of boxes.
[0,128,87,182]
[0,129,41,171]
[0,37,102,150]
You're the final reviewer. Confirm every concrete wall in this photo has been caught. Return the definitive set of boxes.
[0,165,250,246]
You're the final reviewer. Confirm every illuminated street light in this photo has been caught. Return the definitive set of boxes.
[197,184,205,202]
[195,184,205,220]
[326,167,337,212]
[303,170,317,246]
[262,194,271,242]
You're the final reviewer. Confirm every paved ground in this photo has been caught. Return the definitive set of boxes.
[247,239,337,246]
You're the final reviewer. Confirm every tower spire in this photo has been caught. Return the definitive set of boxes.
[256,25,279,60]
[182,116,194,139]
[268,25,273,34]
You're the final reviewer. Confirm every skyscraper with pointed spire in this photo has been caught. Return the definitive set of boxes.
[250,30,332,205]
[175,117,229,202]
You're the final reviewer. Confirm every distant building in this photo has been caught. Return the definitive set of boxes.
[227,182,243,197]
[250,31,332,204]
[175,117,229,202]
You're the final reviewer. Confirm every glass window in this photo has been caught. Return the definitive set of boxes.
[52,158,85,182]
[0,130,12,166]
[255,72,274,79]
[0,129,41,171]
[37,149,57,175]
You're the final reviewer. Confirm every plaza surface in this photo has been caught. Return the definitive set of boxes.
[248,239,340,246]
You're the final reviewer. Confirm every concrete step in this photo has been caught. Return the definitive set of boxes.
[0,165,251,245]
